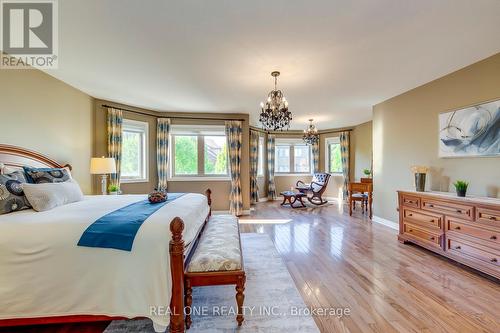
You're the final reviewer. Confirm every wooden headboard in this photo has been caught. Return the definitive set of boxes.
[0,144,71,171]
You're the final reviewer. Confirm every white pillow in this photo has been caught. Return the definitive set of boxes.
[22,179,84,212]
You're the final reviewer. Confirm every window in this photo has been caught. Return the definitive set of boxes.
[204,136,227,175]
[257,136,265,176]
[275,139,311,174]
[121,119,148,182]
[174,135,198,175]
[275,145,290,173]
[326,137,342,173]
[171,125,228,179]
[294,145,310,173]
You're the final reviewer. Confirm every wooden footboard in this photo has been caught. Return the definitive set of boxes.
[168,189,212,333]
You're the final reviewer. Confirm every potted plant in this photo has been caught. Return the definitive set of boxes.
[411,165,429,192]
[453,180,469,197]
[108,184,120,195]
[363,168,372,178]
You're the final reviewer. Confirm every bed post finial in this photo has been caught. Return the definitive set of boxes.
[169,217,185,333]
[205,189,212,206]
[205,189,212,216]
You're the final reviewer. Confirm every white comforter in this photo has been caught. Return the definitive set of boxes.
[0,193,209,332]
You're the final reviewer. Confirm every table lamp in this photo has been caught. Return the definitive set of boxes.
[90,157,116,195]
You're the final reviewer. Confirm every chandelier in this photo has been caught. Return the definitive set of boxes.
[303,119,319,145]
[259,71,292,131]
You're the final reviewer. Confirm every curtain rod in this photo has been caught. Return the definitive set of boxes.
[250,125,353,134]
[101,105,246,122]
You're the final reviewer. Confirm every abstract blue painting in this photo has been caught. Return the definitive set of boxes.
[439,99,500,157]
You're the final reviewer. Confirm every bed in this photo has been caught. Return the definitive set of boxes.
[0,144,211,333]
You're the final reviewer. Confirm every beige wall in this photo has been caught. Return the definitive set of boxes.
[373,53,500,223]
[0,68,94,193]
[94,100,250,212]
[351,121,372,180]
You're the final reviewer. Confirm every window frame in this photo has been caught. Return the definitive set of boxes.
[257,136,265,177]
[169,125,230,181]
[274,139,312,175]
[120,119,149,184]
[325,136,343,174]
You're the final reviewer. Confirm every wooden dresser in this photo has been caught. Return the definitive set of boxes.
[397,190,500,279]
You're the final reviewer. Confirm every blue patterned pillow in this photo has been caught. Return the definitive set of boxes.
[23,167,71,184]
[0,171,31,214]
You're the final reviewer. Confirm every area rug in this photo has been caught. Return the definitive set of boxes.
[104,233,319,333]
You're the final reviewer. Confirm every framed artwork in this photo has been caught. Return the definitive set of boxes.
[439,98,500,157]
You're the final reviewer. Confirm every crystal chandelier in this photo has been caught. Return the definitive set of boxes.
[303,119,319,145]
[259,71,292,131]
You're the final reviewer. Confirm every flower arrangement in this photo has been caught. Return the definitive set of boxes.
[411,165,429,192]
[108,184,120,194]
[410,165,429,174]
[453,180,469,197]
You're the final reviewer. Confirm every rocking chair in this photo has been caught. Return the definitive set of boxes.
[296,173,331,205]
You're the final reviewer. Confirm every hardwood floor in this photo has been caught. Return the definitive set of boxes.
[4,200,498,333]
[240,200,500,333]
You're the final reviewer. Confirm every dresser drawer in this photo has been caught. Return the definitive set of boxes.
[446,218,499,245]
[422,198,474,221]
[477,207,500,227]
[447,237,499,270]
[403,223,442,248]
[401,194,420,208]
[403,208,442,230]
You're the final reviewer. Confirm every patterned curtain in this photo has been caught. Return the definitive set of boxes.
[249,130,260,204]
[312,140,320,173]
[340,131,350,199]
[225,121,243,216]
[267,134,276,200]
[157,118,171,192]
[107,108,123,187]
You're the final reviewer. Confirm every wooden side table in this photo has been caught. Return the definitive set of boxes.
[280,191,307,208]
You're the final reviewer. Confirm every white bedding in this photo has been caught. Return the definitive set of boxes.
[0,193,209,332]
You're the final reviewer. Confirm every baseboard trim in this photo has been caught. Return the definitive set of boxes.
[212,210,251,216]
[372,215,399,230]
[258,197,269,202]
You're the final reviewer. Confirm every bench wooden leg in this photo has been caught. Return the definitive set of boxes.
[184,279,193,329]
[236,274,246,326]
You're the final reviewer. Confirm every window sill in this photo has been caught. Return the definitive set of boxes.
[275,173,313,177]
[168,177,231,182]
[121,178,149,184]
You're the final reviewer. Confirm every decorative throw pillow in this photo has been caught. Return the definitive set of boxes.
[23,167,72,184]
[0,171,31,214]
[22,179,84,212]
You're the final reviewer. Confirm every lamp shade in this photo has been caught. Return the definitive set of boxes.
[90,157,116,174]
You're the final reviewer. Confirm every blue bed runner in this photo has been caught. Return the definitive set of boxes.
[78,193,185,251]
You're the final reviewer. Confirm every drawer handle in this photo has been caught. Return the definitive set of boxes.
[491,258,498,263]
[454,226,461,230]
[455,246,461,250]
[430,219,434,223]
[429,236,435,241]
[408,213,413,217]
[489,216,497,221]
[407,200,413,204]
[428,204,434,208]
[409,229,413,232]
[456,209,462,213]
[491,235,497,240]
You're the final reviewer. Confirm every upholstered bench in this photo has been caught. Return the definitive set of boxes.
[184,214,246,329]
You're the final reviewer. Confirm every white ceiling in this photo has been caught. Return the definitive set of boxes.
[46,0,500,129]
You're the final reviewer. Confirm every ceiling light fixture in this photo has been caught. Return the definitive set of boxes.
[259,71,292,131]
[303,119,319,145]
